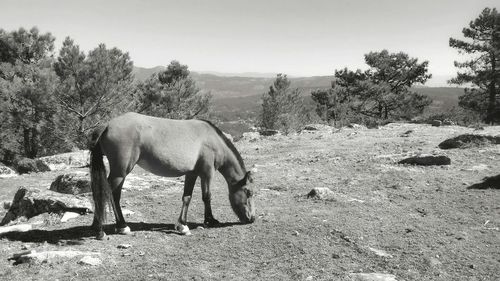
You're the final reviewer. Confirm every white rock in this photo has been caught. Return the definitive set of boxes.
[350,273,398,281]
[117,244,132,249]
[60,212,80,222]
[0,224,32,234]
[78,256,102,266]
[368,247,393,258]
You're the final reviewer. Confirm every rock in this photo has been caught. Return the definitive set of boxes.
[1,187,92,226]
[60,211,80,222]
[398,155,451,166]
[400,130,413,137]
[368,247,393,258]
[350,273,398,281]
[430,120,442,127]
[259,129,280,136]
[241,132,260,142]
[122,208,135,216]
[49,172,91,195]
[425,257,442,268]
[117,244,132,249]
[38,150,90,171]
[307,187,336,200]
[0,224,32,234]
[438,134,500,149]
[9,250,100,264]
[442,119,455,126]
[78,256,102,266]
[467,174,500,189]
[303,124,333,131]
[0,164,17,178]
[347,123,367,130]
[14,158,50,174]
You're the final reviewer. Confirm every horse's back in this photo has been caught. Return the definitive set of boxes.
[101,113,218,177]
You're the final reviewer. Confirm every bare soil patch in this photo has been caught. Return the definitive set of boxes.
[0,123,499,280]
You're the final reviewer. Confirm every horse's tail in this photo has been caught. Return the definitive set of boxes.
[90,126,111,226]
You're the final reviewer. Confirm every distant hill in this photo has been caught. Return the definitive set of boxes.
[132,66,465,128]
[132,66,166,81]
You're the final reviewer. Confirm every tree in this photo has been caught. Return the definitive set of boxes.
[450,7,500,124]
[0,27,58,160]
[360,50,432,119]
[311,68,364,125]
[260,74,313,133]
[312,50,432,123]
[54,38,135,147]
[135,61,211,119]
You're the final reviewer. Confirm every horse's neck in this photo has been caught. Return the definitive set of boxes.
[218,150,245,186]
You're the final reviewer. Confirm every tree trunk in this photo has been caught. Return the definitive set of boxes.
[486,53,497,124]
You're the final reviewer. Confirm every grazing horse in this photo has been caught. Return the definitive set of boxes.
[89,112,256,239]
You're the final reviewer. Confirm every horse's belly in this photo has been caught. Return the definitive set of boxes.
[136,154,196,178]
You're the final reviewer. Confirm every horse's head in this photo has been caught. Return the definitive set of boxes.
[229,170,256,223]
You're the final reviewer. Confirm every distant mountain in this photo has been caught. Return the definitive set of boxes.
[132,66,464,115]
[133,66,333,98]
[132,66,166,81]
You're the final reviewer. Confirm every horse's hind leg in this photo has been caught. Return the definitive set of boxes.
[108,175,131,235]
[201,168,220,227]
[176,173,197,235]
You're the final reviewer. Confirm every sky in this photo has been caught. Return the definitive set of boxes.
[1,0,498,86]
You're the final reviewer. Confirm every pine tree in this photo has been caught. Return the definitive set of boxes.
[450,7,500,123]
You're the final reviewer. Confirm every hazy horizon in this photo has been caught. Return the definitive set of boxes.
[1,0,498,86]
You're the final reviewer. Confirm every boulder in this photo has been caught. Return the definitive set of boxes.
[50,172,91,195]
[430,120,442,127]
[0,164,17,178]
[1,187,92,226]
[14,158,50,174]
[398,155,451,166]
[438,134,500,149]
[38,150,90,171]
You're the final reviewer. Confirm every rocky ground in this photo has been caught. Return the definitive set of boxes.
[0,123,499,280]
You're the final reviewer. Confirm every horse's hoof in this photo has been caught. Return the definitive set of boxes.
[175,223,192,236]
[116,226,131,235]
[204,218,220,227]
[96,232,107,240]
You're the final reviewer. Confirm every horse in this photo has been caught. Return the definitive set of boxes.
[89,112,256,239]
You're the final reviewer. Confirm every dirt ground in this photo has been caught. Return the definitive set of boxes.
[0,123,499,280]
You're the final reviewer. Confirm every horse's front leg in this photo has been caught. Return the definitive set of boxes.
[176,173,197,235]
[201,169,220,227]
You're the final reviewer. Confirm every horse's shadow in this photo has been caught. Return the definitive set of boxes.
[0,221,241,244]
[467,174,500,189]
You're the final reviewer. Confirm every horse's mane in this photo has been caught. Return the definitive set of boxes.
[200,120,246,171]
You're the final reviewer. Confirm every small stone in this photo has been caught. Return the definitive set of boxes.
[292,231,299,236]
[350,273,398,281]
[78,256,102,266]
[368,247,393,258]
[117,244,132,249]
[196,226,204,230]
[305,276,314,281]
